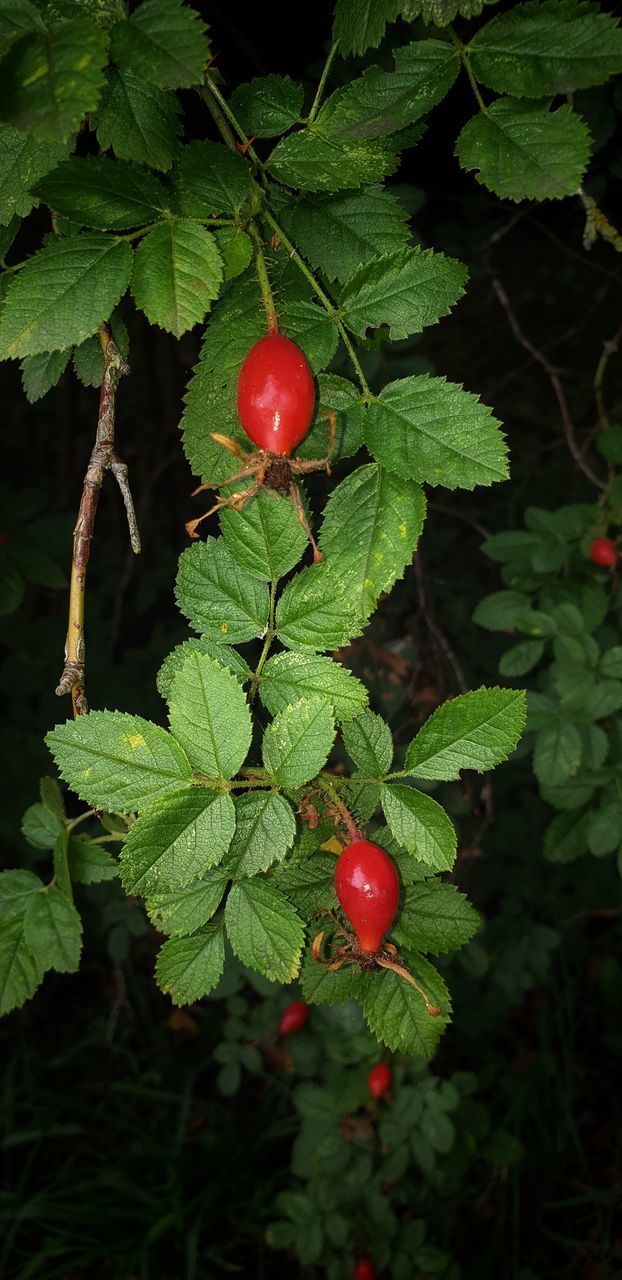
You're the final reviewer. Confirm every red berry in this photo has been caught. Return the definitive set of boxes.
[279,1000,309,1037]
[0,533,10,546]
[237,334,315,456]
[590,537,617,569]
[354,1257,375,1280]
[368,1062,392,1099]
[334,840,399,955]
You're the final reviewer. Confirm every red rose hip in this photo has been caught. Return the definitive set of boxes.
[279,1000,309,1037]
[368,1062,392,1099]
[334,839,400,955]
[354,1257,375,1280]
[237,334,315,456]
[590,537,617,569]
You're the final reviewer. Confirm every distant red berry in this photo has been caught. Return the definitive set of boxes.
[0,533,10,546]
[237,334,315,456]
[334,839,400,955]
[354,1256,375,1280]
[590,537,617,569]
[368,1062,392,1099]
[278,1001,309,1037]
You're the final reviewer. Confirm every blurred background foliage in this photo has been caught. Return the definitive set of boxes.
[1,1,621,1277]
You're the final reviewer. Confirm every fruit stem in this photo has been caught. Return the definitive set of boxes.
[316,777,361,842]
[307,42,339,125]
[376,955,441,1017]
[248,221,279,335]
[261,208,373,403]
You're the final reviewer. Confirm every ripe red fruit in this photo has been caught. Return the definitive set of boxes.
[278,1001,309,1037]
[334,840,400,955]
[590,537,617,569]
[237,334,315,456]
[354,1257,375,1280]
[368,1062,392,1099]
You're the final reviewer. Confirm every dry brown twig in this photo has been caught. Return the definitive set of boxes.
[56,322,140,716]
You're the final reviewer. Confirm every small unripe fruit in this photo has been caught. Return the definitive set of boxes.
[590,537,617,569]
[237,334,315,456]
[279,1000,309,1037]
[354,1257,375,1280]
[334,840,400,954]
[368,1062,392,1099]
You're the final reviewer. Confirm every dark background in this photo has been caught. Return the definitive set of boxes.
[1,2,621,1276]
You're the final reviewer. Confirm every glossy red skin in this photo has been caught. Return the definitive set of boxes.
[279,1001,309,1037]
[368,1062,392,1099]
[590,537,617,568]
[354,1257,375,1280]
[334,840,400,955]
[237,334,315,456]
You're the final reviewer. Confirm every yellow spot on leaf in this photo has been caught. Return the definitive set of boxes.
[76,54,92,70]
[22,65,47,87]
[126,733,146,750]
[220,622,229,633]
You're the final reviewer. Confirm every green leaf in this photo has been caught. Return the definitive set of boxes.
[222,791,296,877]
[35,156,169,230]
[147,869,228,936]
[110,0,210,89]
[456,100,591,202]
[0,234,132,359]
[319,463,426,619]
[404,688,527,780]
[0,869,43,923]
[601,647,622,679]
[215,226,252,281]
[382,784,457,870]
[276,184,411,284]
[68,836,118,884]
[0,18,108,141]
[93,67,182,171]
[175,140,251,216]
[24,886,82,973]
[176,538,270,645]
[21,348,70,402]
[364,375,507,489]
[360,960,449,1057]
[0,564,25,615]
[0,123,67,224]
[156,921,225,1004]
[543,808,589,862]
[225,878,304,982]
[280,298,338,373]
[267,125,398,193]
[167,651,252,779]
[300,950,363,1004]
[120,787,235,895]
[131,219,223,338]
[220,490,308,582]
[533,720,582,787]
[342,710,393,776]
[276,562,363,653]
[0,0,44,52]
[341,245,467,340]
[263,697,336,788]
[294,374,367,464]
[46,711,192,813]
[229,74,304,138]
[157,638,251,701]
[260,652,368,725]
[332,0,403,56]
[404,0,501,22]
[587,801,622,858]
[71,311,128,388]
[274,855,339,915]
[469,1,622,97]
[499,639,545,677]
[393,882,481,955]
[21,801,64,849]
[39,775,65,822]
[326,41,459,139]
[473,590,531,631]
[0,919,41,1016]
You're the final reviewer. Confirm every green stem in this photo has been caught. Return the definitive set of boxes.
[307,42,339,125]
[66,809,96,833]
[262,208,373,402]
[204,71,263,170]
[449,28,487,112]
[248,222,279,335]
